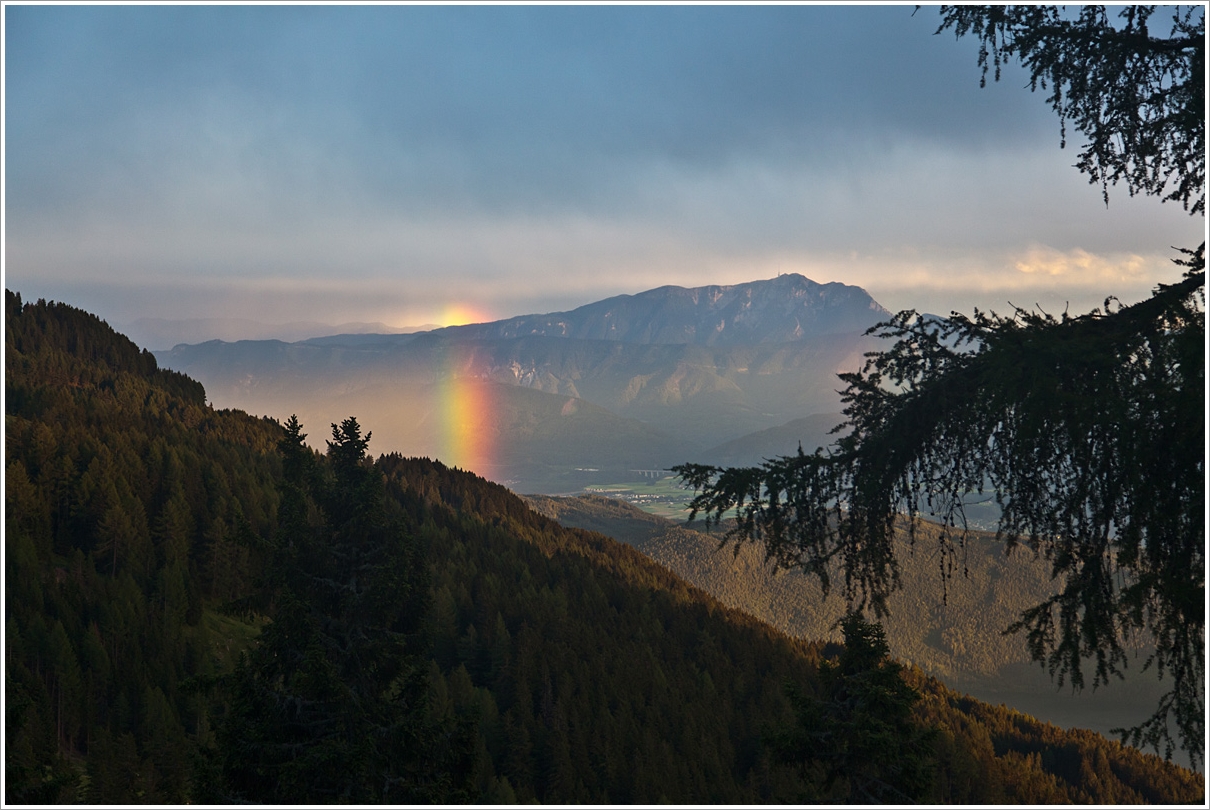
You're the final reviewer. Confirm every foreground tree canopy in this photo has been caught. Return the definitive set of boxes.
[771,613,936,803]
[209,416,462,803]
[677,5,1205,766]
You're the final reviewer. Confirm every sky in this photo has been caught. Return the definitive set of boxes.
[4,4,1205,336]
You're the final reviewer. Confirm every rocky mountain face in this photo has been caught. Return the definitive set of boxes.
[439,273,891,346]
[157,275,890,490]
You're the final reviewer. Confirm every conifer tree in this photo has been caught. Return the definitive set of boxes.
[678,5,1204,766]
[771,613,934,803]
[212,416,464,802]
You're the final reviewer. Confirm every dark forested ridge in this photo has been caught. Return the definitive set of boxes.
[524,494,1174,714]
[5,290,1203,803]
[526,494,1071,678]
[5,291,284,802]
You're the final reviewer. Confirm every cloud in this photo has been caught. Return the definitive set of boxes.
[6,6,1055,219]
[4,4,1203,332]
[1013,246,1149,281]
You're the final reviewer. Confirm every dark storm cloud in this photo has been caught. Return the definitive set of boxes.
[4,4,1202,328]
[5,5,1053,219]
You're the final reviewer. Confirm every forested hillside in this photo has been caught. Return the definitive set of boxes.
[525,494,1179,758]
[5,290,1203,803]
[5,291,284,801]
[526,494,1065,678]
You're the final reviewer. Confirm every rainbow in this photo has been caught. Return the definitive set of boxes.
[432,304,498,479]
[437,373,496,479]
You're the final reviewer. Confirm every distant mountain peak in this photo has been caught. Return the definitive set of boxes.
[122,316,435,351]
[444,275,891,346]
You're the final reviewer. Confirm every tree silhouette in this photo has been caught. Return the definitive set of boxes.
[677,5,1204,767]
[771,613,935,803]
[213,416,463,802]
[936,5,1204,213]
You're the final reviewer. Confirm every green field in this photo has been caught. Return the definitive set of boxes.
[579,475,1001,529]
[582,475,700,520]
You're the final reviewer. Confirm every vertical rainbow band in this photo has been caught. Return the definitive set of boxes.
[436,343,495,479]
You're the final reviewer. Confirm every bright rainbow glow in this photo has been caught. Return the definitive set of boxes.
[435,347,497,479]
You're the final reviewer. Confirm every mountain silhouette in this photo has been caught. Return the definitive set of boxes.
[157,275,891,490]
[438,273,891,346]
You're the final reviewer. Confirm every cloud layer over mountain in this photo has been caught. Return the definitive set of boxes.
[6,5,1203,331]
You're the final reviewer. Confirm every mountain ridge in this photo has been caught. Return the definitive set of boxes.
[433,273,891,346]
[155,275,890,486]
[695,411,848,466]
[122,316,437,350]
[157,329,877,457]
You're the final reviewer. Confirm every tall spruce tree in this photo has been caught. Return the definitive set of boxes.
[213,416,464,802]
[771,613,934,803]
[677,5,1204,766]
